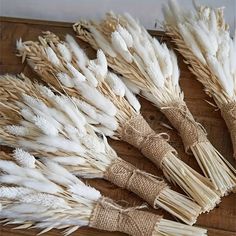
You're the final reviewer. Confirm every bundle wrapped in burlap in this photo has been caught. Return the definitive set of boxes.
[161,101,208,153]
[90,198,160,236]
[120,114,176,168]
[220,102,236,158]
[104,157,167,207]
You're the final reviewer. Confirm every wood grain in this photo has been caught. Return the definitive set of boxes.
[0,16,236,236]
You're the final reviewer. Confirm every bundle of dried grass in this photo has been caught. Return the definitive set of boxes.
[73,12,236,196]
[0,150,208,235]
[0,74,202,225]
[161,1,236,160]
[16,32,220,212]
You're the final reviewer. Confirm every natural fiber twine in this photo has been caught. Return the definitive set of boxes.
[161,101,208,153]
[121,114,175,168]
[89,197,161,236]
[221,102,236,158]
[104,157,168,207]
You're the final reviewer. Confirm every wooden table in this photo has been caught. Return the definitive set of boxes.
[0,17,236,236]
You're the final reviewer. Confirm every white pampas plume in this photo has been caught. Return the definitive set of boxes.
[121,77,140,94]
[124,86,141,112]
[81,135,105,152]
[65,34,88,67]
[191,23,217,55]
[81,67,98,87]
[57,43,72,62]
[66,62,86,82]
[19,193,70,209]
[73,98,118,130]
[20,108,35,122]
[89,26,117,57]
[54,95,86,131]
[69,183,101,201]
[57,72,74,88]
[111,31,133,63]
[206,54,233,96]
[117,25,133,48]
[123,13,141,33]
[43,160,80,185]
[13,149,36,168]
[45,47,61,66]
[5,125,29,136]
[37,136,85,154]
[97,49,108,73]
[33,116,59,136]
[105,72,126,96]
[170,50,180,86]
[74,82,117,116]
[146,61,165,88]
[0,175,62,194]
[51,156,86,166]
[177,23,206,64]
[0,187,34,199]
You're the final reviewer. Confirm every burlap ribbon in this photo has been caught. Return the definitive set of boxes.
[104,157,168,207]
[220,101,236,158]
[121,114,176,168]
[161,101,208,153]
[89,197,161,236]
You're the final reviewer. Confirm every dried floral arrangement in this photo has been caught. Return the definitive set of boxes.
[162,0,236,160]
[0,150,208,235]
[16,33,221,212]
[73,11,236,196]
[0,74,203,225]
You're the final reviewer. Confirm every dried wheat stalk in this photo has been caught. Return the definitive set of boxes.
[0,74,203,225]
[16,33,221,212]
[161,0,236,161]
[73,11,236,196]
[0,150,208,235]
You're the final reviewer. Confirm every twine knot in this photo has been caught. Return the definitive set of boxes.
[121,114,176,168]
[161,101,208,153]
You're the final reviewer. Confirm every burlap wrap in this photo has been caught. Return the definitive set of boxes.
[121,114,176,168]
[104,157,168,207]
[220,102,236,158]
[89,197,161,236]
[161,101,208,153]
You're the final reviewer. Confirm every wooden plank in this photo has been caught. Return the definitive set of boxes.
[0,17,236,236]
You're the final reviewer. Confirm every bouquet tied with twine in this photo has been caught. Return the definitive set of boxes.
[73,11,236,196]
[162,0,236,163]
[0,150,208,235]
[17,32,220,212]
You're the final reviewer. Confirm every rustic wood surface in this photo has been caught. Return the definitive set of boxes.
[0,17,236,236]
